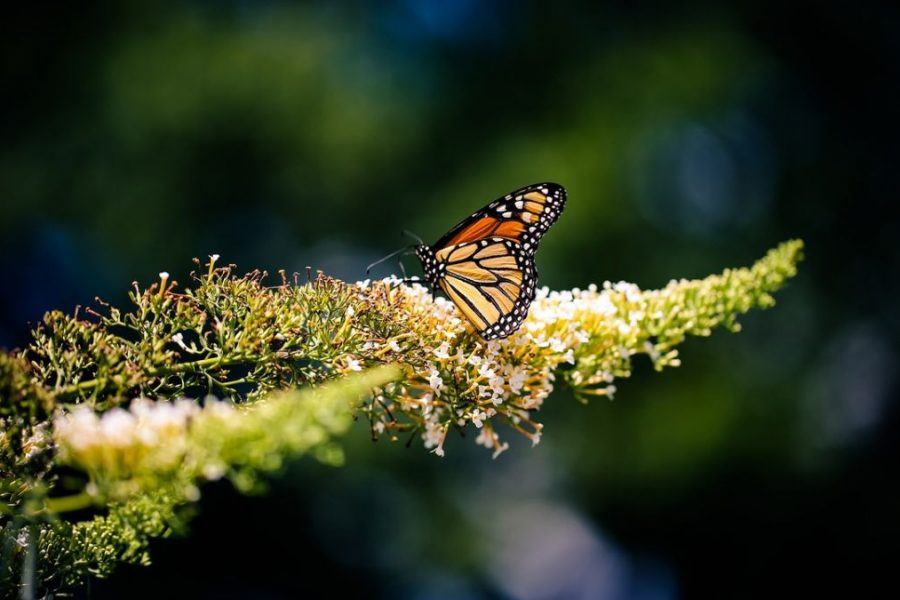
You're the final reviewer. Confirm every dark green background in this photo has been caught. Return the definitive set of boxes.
[2,1,898,598]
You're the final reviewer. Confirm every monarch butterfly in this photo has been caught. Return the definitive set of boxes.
[415,182,566,340]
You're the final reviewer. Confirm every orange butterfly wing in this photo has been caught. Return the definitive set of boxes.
[436,238,533,339]
[445,216,501,246]
[418,182,567,339]
[436,185,564,251]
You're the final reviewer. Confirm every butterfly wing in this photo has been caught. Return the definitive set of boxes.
[434,238,537,340]
[434,182,566,254]
[419,182,566,340]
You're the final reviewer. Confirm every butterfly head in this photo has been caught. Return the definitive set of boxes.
[415,245,441,286]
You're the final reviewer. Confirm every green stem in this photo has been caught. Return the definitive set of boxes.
[43,492,95,514]
[56,355,230,396]
[55,350,308,397]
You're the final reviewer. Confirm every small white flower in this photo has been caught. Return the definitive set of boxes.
[389,339,402,353]
[491,441,510,459]
[508,368,527,394]
[433,341,451,360]
[422,420,444,449]
[549,337,567,353]
[532,334,550,348]
[489,375,505,397]
[346,357,363,371]
[478,364,495,380]
[171,332,188,350]
[427,368,444,395]
[475,428,492,448]
[209,254,220,262]
[471,410,488,428]
[412,394,433,417]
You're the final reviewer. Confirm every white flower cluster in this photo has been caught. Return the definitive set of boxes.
[356,277,652,457]
[53,397,236,485]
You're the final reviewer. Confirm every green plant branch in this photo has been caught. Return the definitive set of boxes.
[0,240,804,596]
[56,353,274,396]
[3,366,401,593]
[42,492,94,515]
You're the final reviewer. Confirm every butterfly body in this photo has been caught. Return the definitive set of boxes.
[415,182,566,340]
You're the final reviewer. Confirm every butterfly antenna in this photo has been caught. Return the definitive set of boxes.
[366,246,415,276]
[402,229,425,246]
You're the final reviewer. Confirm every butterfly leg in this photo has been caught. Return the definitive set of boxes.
[395,258,432,290]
